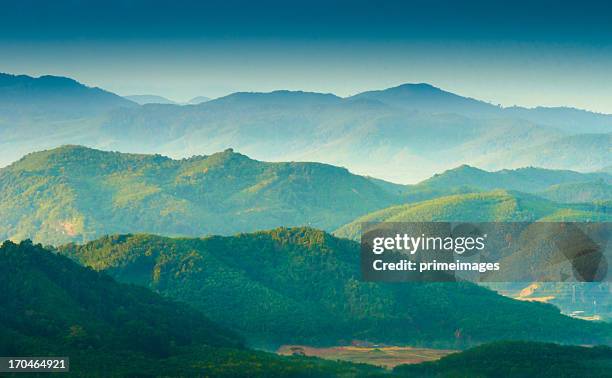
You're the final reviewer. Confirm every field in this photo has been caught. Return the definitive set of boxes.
[277,345,457,368]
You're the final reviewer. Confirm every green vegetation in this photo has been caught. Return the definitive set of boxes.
[0,239,382,377]
[57,227,612,349]
[539,181,612,203]
[334,190,610,240]
[0,145,399,245]
[401,164,611,203]
[394,341,612,377]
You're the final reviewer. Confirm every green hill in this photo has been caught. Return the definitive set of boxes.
[538,181,612,203]
[402,165,611,203]
[0,239,380,377]
[0,145,399,245]
[394,341,612,377]
[334,190,610,241]
[57,227,612,349]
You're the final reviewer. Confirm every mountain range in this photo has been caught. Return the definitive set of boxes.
[2,145,610,246]
[400,164,612,203]
[0,145,399,245]
[5,238,608,376]
[0,239,380,376]
[56,227,612,348]
[124,94,211,105]
[1,73,609,182]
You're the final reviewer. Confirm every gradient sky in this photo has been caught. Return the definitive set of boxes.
[1,0,612,112]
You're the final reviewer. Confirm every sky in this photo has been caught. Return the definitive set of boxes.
[1,0,612,112]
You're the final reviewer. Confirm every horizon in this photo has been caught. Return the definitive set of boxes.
[1,1,612,112]
[5,71,612,115]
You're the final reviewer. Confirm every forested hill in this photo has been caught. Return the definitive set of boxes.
[0,239,381,376]
[335,190,610,241]
[394,341,612,377]
[400,164,612,203]
[0,145,400,244]
[58,227,612,348]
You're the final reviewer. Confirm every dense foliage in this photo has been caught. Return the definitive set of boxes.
[334,190,610,241]
[394,341,612,377]
[0,239,381,377]
[401,164,611,203]
[0,145,399,244]
[58,228,612,349]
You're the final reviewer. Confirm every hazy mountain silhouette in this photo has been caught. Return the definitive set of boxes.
[187,95,211,104]
[1,73,610,181]
[125,94,177,105]
[0,73,136,118]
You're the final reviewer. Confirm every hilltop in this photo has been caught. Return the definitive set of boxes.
[0,146,399,244]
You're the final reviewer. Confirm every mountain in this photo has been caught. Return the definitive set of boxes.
[57,227,612,348]
[334,190,610,241]
[1,239,378,376]
[505,106,612,134]
[91,86,610,182]
[0,73,138,168]
[402,165,611,203]
[95,91,569,183]
[351,83,612,134]
[187,95,211,104]
[334,190,610,321]
[539,181,612,203]
[0,146,400,245]
[475,133,612,173]
[0,73,136,119]
[349,83,500,116]
[1,75,610,181]
[394,341,612,377]
[124,94,177,105]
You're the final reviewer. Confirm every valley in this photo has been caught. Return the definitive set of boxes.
[277,344,457,368]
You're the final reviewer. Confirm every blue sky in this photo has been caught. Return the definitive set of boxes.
[1,0,612,112]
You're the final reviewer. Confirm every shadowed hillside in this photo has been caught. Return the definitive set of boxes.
[0,239,381,377]
[394,341,612,377]
[57,227,612,349]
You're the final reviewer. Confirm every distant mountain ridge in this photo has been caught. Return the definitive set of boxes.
[187,95,211,104]
[125,94,177,105]
[1,73,610,181]
[0,72,136,118]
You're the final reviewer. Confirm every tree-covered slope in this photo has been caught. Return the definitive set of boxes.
[0,239,381,377]
[402,165,611,203]
[538,181,612,204]
[394,341,612,378]
[0,145,399,245]
[334,190,610,240]
[57,228,612,349]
